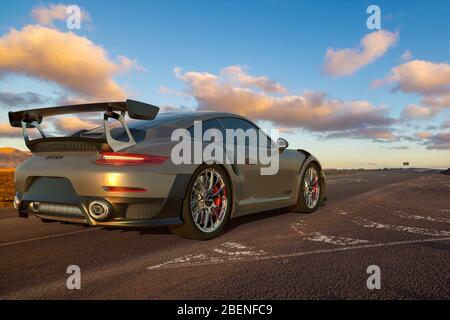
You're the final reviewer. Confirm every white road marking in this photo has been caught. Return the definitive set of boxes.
[147,237,450,270]
[147,254,216,270]
[290,221,371,245]
[394,211,450,224]
[221,241,249,250]
[148,241,267,270]
[213,242,265,257]
[0,228,100,247]
[338,209,348,215]
[353,218,450,237]
[290,221,305,235]
[305,232,371,246]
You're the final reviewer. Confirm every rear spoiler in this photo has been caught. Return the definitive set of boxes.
[8,99,159,152]
[8,99,159,127]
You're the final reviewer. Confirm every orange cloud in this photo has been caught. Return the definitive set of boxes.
[175,66,392,134]
[0,25,143,101]
[219,65,287,94]
[401,104,438,119]
[323,30,398,77]
[416,131,432,139]
[0,123,22,138]
[381,60,450,95]
[421,94,450,109]
[0,117,101,139]
[377,60,450,118]
[50,117,101,133]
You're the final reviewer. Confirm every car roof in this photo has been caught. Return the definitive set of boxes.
[128,110,258,131]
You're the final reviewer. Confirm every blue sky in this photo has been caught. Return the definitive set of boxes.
[0,0,449,168]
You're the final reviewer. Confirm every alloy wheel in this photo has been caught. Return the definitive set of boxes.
[190,168,228,233]
[303,166,320,209]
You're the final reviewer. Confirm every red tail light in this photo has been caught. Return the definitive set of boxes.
[96,152,168,166]
[103,186,147,193]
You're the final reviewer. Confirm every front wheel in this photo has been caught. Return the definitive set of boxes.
[169,165,231,240]
[290,163,322,213]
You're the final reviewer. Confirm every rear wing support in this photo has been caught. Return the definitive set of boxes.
[103,110,136,151]
[21,120,46,145]
[21,120,45,142]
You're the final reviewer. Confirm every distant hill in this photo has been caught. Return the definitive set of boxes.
[0,147,31,168]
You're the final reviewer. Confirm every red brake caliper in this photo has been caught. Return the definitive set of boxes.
[312,177,319,197]
[213,186,221,207]
[212,185,226,221]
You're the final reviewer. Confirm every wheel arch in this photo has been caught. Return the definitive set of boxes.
[297,153,327,205]
[181,163,236,219]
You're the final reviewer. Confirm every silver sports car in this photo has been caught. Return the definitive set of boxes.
[9,100,326,240]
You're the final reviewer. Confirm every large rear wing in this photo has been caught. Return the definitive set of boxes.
[8,99,159,152]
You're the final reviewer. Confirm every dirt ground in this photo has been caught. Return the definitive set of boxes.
[0,169,14,208]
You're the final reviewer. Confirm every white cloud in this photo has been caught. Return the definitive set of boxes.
[401,50,413,62]
[425,132,450,150]
[31,4,91,27]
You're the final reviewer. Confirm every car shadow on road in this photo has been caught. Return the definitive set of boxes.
[101,225,172,235]
[222,207,290,234]
[104,207,291,237]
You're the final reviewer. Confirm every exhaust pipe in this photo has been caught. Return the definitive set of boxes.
[88,200,112,221]
[29,201,40,213]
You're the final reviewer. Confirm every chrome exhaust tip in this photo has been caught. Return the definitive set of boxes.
[29,201,40,213]
[88,200,112,221]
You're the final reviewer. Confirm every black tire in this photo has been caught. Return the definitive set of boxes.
[290,162,322,214]
[169,164,232,240]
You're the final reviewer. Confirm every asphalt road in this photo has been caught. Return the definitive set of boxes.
[0,170,449,299]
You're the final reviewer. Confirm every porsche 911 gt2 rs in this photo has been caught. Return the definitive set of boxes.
[9,100,326,240]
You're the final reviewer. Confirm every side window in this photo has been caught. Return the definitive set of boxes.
[218,117,271,148]
[187,118,224,140]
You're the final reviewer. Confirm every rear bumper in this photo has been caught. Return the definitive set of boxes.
[16,192,184,227]
[14,174,191,227]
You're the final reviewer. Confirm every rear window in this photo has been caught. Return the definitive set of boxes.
[72,113,186,142]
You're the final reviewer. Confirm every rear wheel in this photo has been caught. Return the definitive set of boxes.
[290,163,321,213]
[169,165,231,240]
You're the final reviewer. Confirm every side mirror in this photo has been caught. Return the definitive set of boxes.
[277,137,289,153]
